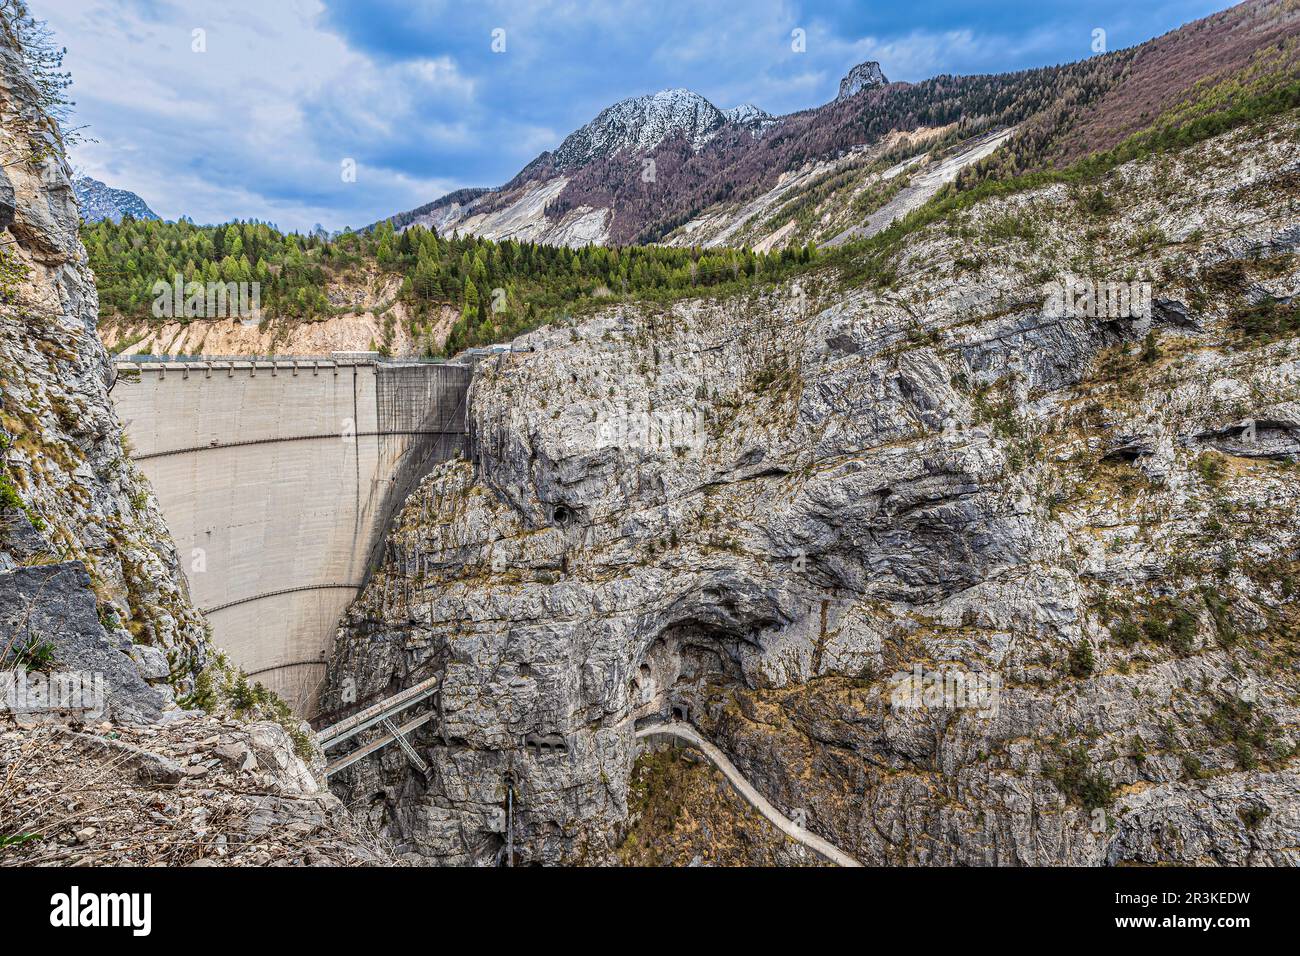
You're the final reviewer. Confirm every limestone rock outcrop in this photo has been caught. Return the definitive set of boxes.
[836,61,888,101]
[325,113,1300,865]
[0,14,208,716]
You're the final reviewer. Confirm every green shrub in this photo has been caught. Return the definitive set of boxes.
[1180,753,1206,780]
[1139,604,1198,654]
[1199,586,1237,647]
[1067,642,1096,679]
[1140,330,1161,364]
[1075,187,1115,217]
[1110,619,1141,646]
[8,637,56,673]
[1108,599,1198,654]
[1046,743,1115,811]
[0,473,22,512]
[1238,805,1270,830]
[1205,696,1278,771]
[1230,297,1300,343]
[1195,452,1225,490]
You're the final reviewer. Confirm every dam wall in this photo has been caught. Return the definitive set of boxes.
[111,355,470,714]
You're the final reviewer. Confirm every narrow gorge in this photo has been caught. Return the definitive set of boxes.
[2,0,1298,875]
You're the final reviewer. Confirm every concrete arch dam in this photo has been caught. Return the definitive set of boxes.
[112,356,470,715]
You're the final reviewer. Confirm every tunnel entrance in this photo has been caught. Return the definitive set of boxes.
[631,621,758,725]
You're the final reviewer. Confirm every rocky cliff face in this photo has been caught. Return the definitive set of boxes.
[325,112,1300,865]
[0,14,393,868]
[836,61,887,101]
[0,18,207,717]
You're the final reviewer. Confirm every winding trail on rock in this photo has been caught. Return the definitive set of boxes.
[635,721,862,867]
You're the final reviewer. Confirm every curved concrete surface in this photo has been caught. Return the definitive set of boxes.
[113,358,469,714]
[635,721,862,867]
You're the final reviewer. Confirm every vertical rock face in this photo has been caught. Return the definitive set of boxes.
[835,61,887,101]
[0,18,207,718]
[326,114,1300,866]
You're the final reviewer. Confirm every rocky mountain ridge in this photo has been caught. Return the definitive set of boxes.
[388,83,789,247]
[551,88,739,170]
[383,0,1295,249]
[72,174,159,223]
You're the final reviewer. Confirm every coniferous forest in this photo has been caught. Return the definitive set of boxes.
[82,218,817,356]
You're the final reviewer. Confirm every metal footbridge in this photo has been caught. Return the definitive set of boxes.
[315,676,439,778]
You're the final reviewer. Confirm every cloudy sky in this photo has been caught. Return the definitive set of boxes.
[33,0,1233,233]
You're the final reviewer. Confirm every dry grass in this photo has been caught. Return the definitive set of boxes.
[617,745,824,867]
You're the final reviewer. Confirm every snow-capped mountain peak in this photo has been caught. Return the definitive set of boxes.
[552,88,730,170]
[72,176,160,223]
[722,103,775,130]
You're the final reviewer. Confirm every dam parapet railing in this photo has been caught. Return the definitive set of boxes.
[114,351,463,367]
[113,343,536,368]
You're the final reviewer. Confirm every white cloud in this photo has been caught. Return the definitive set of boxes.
[26,0,1175,232]
[812,24,1061,83]
[33,0,471,230]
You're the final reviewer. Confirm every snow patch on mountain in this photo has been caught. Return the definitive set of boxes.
[722,103,777,132]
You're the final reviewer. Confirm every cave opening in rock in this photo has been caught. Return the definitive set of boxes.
[631,621,757,725]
